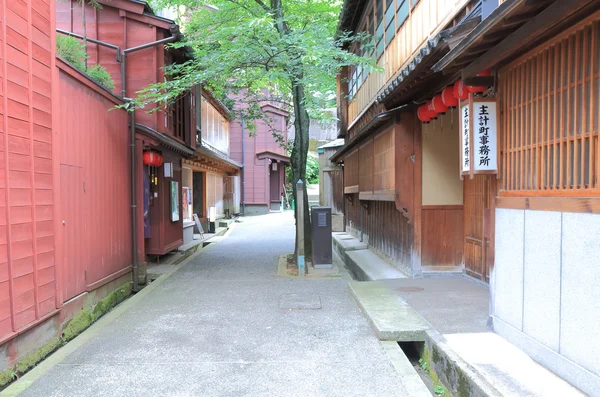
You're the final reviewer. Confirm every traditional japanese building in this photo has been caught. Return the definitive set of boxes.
[334,0,600,394]
[230,102,290,214]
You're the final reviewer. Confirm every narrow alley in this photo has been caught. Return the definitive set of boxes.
[16,213,412,397]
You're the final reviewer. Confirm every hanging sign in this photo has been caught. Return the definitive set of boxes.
[458,95,499,178]
[460,103,470,175]
[472,99,498,173]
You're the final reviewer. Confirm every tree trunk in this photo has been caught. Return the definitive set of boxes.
[290,78,312,260]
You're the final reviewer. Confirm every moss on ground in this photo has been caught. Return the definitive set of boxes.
[0,282,131,390]
[16,337,62,374]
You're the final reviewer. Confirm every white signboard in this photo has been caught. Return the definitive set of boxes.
[460,103,470,174]
[473,101,498,172]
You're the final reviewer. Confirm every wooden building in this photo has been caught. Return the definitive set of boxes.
[318,139,345,231]
[0,0,242,377]
[334,0,600,393]
[56,0,241,253]
[181,90,241,239]
[0,0,137,376]
[230,102,290,214]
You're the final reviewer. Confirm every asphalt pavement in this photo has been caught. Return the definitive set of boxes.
[17,212,411,397]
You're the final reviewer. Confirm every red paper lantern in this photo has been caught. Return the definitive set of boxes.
[153,153,163,167]
[426,99,438,120]
[441,86,458,108]
[417,105,431,124]
[468,69,491,93]
[453,80,469,100]
[143,151,163,167]
[432,94,448,115]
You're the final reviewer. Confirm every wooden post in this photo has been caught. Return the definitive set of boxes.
[296,179,305,277]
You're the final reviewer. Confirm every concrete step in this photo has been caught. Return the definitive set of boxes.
[346,249,407,281]
[218,218,235,228]
[332,232,368,254]
[349,281,430,341]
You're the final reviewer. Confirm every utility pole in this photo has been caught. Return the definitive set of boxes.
[296,179,305,277]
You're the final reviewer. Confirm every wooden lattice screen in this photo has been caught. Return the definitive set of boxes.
[499,17,600,195]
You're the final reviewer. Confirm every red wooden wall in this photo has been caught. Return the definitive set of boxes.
[57,61,131,300]
[229,106,288,205]
[0,0,58,342]
[55,0,170,134]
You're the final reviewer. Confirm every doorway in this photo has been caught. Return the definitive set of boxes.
[193,171,205,218]
[269,162,281,208]
[463,174,496,282]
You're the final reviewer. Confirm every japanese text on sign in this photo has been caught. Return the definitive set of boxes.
[460,104,470,173]
[473,101,497,172]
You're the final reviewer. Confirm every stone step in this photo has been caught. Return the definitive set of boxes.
[349,281,430,342]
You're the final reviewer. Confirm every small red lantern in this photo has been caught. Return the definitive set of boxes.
[143,151,163,167]
[453,80,469,100]
[432,94,448,115]
[152,153,163,167]
[468,69,491,93]
[426,99,438,120]
[418,105,431,124]
[441,86,458,108]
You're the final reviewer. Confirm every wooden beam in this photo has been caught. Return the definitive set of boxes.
[462,75,495,86]
[462,0,596,79]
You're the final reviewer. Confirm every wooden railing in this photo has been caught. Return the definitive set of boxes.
[348,0,470,124]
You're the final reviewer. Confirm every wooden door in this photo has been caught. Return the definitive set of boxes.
[463,175,496,282]
[270,166,280,203]
[61,165,87,300]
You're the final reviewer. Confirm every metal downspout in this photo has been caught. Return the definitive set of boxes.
[120,27,179,97]
[121,25,178,291]
[241,118,245,214]
[56,29,123,62]
[129,106,139,292]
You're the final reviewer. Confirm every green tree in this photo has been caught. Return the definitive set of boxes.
[137,0,373,258]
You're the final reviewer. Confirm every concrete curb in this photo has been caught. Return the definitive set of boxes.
[380,341,432,397]
[0,246,208,397]
[422,330,503,397]
[348,281,429,342]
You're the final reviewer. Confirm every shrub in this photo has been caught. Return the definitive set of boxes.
[56,35,115,91]
[306,155,319,184]
[56,34,86,70]
[87,64,115,90]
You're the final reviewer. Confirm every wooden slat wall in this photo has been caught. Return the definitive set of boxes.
[344,149,359,189]
[374,127,395,191]
[421,207,463,267]
[358,140,374,192]
[345,194,413,269]
[499,17,600,196]
[58,65,131,295]
[0,0,58,340]
[348,0,469,123]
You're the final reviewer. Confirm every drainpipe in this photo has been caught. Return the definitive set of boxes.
[128,104,139,292]
[241,118,246,214]
[120,25,179,292]
[120,25,179,97]
[56,29,123,62]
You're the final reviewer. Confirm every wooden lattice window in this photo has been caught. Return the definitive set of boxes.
[499,18,600,196]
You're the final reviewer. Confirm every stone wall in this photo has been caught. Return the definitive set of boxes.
[492,209,600,396]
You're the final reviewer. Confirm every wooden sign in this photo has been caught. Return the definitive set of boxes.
[460,102,470,176]
[472,99,498,173]
[459,95,499,178]
[193,213,205,239]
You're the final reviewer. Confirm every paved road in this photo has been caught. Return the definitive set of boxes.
[20,212,409,397]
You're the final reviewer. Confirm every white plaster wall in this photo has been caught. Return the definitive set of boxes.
[493,209,524,330]
[493,209,600,393]
[522,210,561,351]
[560,213,600,377]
